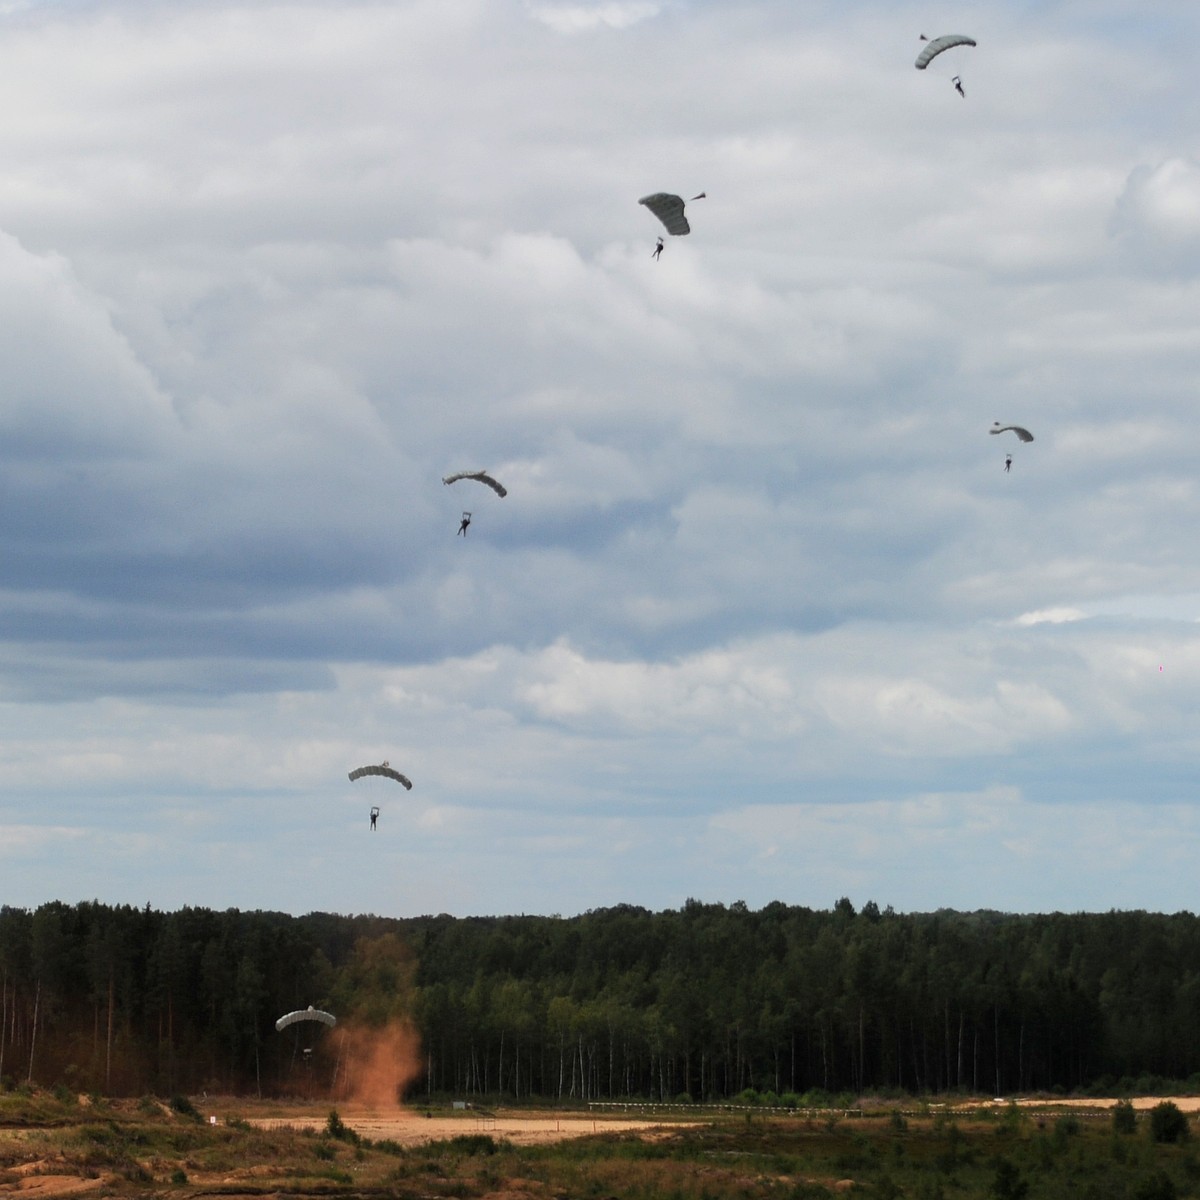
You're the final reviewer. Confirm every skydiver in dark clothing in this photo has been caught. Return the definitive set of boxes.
[370,806,379,831]
[953,75,965,97]
[458,511,471,536]
[1004,454,1012,473]
[652,237,664,260]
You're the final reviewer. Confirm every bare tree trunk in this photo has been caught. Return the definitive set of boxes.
[0,971,7,1081]
[956,1009,964,1089]
[994,1006,1001,1096]
[27,979,41,1084]
[944,1002,951,1092]
[106,969,115,1091]
[820,1022,829,1091]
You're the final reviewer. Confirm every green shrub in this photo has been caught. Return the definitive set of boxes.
[325,1108,359,1144]
[1149,1102,1189,1145]
[990,1157,1029,1200]
[1113,1101,1137,1135]
[1132,1169,1178,1200]
[170,1094,201,1121]
[1055,1114,1081,1138]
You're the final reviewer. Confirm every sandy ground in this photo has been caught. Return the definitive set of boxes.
[1011,1096,1200,1112]
[247,1108,687,1145]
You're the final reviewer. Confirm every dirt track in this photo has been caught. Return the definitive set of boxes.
[1013,1096,1200,1112]
[248,1108,686,1145]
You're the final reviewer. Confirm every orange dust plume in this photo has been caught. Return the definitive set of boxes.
[334,1018,423,1107]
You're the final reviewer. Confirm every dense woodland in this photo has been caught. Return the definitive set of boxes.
[2,899,1200,1103]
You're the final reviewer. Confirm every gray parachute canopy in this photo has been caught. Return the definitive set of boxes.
[349,763,413,789]
[275,1006,337,1032]
[990,422,1034,443]
[639,192,704,236]
[442,471,507,497]
[915,34,976,69]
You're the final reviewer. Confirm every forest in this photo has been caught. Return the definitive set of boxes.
[2,898,1199,1103]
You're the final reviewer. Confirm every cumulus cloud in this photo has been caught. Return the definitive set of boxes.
[1112,158,1200,269]
[2,0,1200,916]
[525,1,662,34]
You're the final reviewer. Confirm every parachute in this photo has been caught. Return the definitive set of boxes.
[639,192,705,237]
[275,1006,336,1032]
[442,471,507,498]
[915,34,976,69]
[349,762,413,789]
[990,423,1034,443]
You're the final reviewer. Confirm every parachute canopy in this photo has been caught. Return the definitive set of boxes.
[990,423,1034,443]
[639,192,703,236]
[275,1006,336,1032]
[349,763,413,789]
[442,471,507,497]
[915,34,976,69]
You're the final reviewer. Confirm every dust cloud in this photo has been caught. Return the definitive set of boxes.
[333,1019,424,1107]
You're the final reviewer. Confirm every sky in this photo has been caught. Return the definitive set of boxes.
[2,0,1200,919]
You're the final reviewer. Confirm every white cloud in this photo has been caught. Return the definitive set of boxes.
[1112,159,1200,264]
[2,0,1200,916]
[525,1,662,35]
[1014,607,1086,626]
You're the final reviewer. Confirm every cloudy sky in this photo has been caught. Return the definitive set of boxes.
[1,0,1199,919]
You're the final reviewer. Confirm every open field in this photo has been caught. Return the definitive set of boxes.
[248,1108,687,1145]
[4,1091,1200,1199]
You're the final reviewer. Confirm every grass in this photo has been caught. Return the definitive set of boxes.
[1,1089,1198,1198]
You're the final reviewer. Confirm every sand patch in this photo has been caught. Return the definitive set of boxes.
[249,1107,688,1146]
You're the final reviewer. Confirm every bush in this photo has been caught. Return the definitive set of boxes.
[325,1109,360,1144]
[415,1134,497,1157]
[1055,1114,1082,1138]
[1149,1102,1190,1145]
[170,1094,201,1121]
[1133,1170,1178,1200]
[990,1157,1029,1200]
[1113,1100,1137,1135]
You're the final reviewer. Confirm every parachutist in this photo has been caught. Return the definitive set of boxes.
[370,805,379,831]
[639,191,703,236]
[443,470,507,497]
[652,236,664,260]
[458,511,471,536]
[953,75,965,97]
[991,422,1034,443]
[349,762,413,789]
[1004,454,1012,473]
[915,34,976,70]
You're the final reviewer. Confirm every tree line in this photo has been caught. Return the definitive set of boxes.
[2,898,1199,1101]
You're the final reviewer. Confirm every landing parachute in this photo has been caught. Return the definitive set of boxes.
[442,471,507,498]
[349,762,413,789]
[275,1006,337,1032]
[639,192,705,236]
[915,34,976,69]
[990,423,1034,443]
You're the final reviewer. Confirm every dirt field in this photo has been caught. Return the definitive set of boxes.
[1012,1095,1200,1112]
[245,1105,687,1145]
